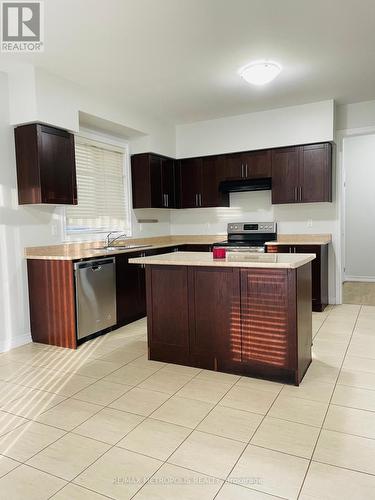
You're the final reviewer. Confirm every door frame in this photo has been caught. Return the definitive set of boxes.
[336,125,375,303]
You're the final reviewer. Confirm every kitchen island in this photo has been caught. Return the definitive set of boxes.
[129,251,316,385]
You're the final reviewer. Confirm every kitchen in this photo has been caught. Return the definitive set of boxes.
[1,1,375,499]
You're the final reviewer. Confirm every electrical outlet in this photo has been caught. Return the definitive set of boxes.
[307,219,313,228]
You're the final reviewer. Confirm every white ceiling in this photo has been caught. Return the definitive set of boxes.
[6,0,375,124]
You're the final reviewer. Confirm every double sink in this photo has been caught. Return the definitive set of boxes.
[93,244,152,253]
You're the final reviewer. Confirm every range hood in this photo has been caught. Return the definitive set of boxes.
[219,177,272,193]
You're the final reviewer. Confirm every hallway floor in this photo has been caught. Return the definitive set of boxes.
[0,305,374,499]
[343,281,375,306]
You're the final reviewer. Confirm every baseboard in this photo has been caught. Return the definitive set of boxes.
[344,276,375,283]
[0,332,32,353]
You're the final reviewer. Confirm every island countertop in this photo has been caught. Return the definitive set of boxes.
[129,251,316,269]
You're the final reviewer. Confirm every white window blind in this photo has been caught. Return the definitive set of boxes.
[66,137,131,233]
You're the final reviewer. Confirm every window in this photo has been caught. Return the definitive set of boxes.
[66,136,131,235]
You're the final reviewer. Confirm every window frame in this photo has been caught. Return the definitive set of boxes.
[64,129,132,238]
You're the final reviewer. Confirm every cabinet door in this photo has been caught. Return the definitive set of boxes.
[271,147,299,204]
[149,155,163,208]
[224,153,243,179]
[188,267,240,369]
[116,253,145,326]
[299,143,332,203]
[179,158,202,208]
[161,158,176,208]
[147,265,190,364]
[241,150,271,179]
[201,155,229,207]
[39,126,77,204]
[240,269,295,370]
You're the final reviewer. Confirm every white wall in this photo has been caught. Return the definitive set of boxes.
[0,71,62,351]
[336,100,375,131]
[176,100,334,158]
[343,134,375,281]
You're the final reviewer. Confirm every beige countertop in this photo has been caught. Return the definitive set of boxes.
[24,235,224,260]
[129,251,316,269]
[265,234,331,245]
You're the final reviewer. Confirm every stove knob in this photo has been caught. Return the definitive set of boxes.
[260,225,264,229]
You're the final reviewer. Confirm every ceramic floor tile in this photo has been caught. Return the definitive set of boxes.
[195,369,240,386]
[132,462,223,500]
[269,395,328,427]
[138,370,195,395]
[97,347,144,365]
[109,387,170,416]
[104,363,162,386]
[0,421,65,462]
[72,380,132,406]
[13,369,95,397]
[331,384,375,411]
[299,461,375,500]
[216,482,282,500]
[72,359,123,378]
[342,355,375,374]
[314,429,375,475]
[219,385,277,415]
[0,410,28,437]
[117,418,191,460]
[51,483,109,499]
[279,379,335,403]
[0,361,35,382]
[197,405,263,442]
[251,416,320,458]
[324,404,375,439]
[28,433,110,481]
[235,377,283,395]
[0,455,19,478]
[175,378,232,404]
[151,396,214,428]
[168,430,245,479]
[74,446,162,499]
[228,445,309,499]
[74,407,144,445]
[0,389,66,419]
[0,380,32,407]
[35,398,102,431]
[161,364,202,376]
[0,464,66,499]
[337,368,375,391]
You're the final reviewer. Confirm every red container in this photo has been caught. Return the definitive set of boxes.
[213,247,227,259]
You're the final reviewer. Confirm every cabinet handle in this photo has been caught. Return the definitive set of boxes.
[166,193,169,207]
[199,193,202,206]
[241,164,244,178]
[195,193,198,207]
[294,187,298,201]
[299,186,302,201]
[245,163,248,178]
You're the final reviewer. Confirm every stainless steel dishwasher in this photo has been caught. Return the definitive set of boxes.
[74,257,116,341]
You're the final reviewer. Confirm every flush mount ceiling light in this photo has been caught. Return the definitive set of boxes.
[239,60,282,86]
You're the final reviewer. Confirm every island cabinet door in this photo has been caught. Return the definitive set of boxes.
[188,266,241,370]
[239,268,297,381]
[146,265,190,364]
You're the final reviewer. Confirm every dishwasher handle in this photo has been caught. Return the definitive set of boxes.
[74,257,115,271]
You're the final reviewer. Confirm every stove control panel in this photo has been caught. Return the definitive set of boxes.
[227,222,277,234]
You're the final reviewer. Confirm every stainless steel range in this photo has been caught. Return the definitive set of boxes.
[213,222,277,253]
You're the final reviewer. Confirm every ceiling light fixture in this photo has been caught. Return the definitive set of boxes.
[239,60,282,86]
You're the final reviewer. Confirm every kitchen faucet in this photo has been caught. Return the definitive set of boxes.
[105,232,128,248]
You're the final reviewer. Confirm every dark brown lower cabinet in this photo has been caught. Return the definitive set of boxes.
[267,244,329,311]
[27,259,77,348]
[146,264,312,385]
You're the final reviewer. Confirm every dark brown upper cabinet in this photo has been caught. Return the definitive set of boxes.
[225,149,271,180]
[131,153,176,209]
[14,123,77,205]
[179,156,229,208]
[271,143,332,204]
